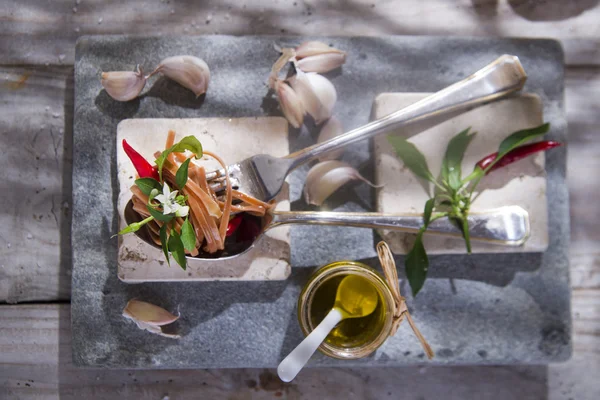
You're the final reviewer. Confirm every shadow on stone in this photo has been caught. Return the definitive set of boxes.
[143,76,206,109]
[507,0,599,21]
[95,89,141,119]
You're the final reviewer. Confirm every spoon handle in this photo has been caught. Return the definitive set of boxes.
[269,205,530,245]
[277,308,343,383]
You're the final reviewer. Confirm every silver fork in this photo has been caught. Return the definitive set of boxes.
[206,55,527,202]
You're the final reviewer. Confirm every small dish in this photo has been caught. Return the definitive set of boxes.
[297,261,396,359]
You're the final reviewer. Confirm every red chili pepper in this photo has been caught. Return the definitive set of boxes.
[122,139,159,181]
[236,215,262,242]
[226,214,243,237]
[476,141,563,174]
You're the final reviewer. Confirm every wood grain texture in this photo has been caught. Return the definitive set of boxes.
[0,292,597,399]
[0,0,598,66]
[0,66,72,303]
[565,68,600,291]
[0,304,556,399]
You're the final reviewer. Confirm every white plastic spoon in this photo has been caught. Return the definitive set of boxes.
[277,275,378,382]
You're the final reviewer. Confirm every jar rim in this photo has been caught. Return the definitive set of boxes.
[297,261,395,359]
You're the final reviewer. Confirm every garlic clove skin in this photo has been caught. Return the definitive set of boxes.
[295,41,346,59]
[296,52,346,73]
[269,47,296,89]
[101,66,146,102]
[122,299,179,326]
[304,161,378,206]
[275,79,305,129]
[316,117,344,161]
[155,55,210,97]
[304,73,336,124]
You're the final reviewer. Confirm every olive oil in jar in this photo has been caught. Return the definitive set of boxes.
[309,273,386,349]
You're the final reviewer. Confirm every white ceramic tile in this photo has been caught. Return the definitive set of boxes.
[373,93,548,254]
[116,117,291,281]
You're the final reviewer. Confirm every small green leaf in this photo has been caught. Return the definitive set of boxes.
[442,128,476,191]
[135,178,162,196]
[146,204,175,222]
[170,136,203,158]
[168,230,187,270]
[159,223,170,267]
[181,217,196,251]
[156,136,203,180]
[387,136,435,182]
[405,230,429,296]
[497,123,550,158]
[175,158,191,189]
[423,198,435,226]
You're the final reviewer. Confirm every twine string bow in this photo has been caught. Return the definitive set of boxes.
[376,241,434,359]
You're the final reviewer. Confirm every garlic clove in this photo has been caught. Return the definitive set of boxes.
[316,117,344,161]
[288,69,327,124]
[126,319,182,339]
[296,52,346,73]
[122,299,179,326]
[154,55,210,97]
[304,161,378,206]
[304,73,336,124]
[275,79,305,129]
[295,41,346,59]
[101,65,146,102]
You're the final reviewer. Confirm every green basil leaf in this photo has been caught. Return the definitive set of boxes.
[387,136,435,182]
[159,223,170,267]
[146,204,175,222]
[168,230,187,270]
[155,136,203,180]
[135,178,162,196]
[175,158,191,189]
[497,123,550,158]
[423,198,435,226]
[442,128,475,191]
[405,230,429,296]
[181,217,196,251]
[170,136,203,158]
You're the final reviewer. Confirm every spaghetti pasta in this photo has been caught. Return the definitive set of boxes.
[127,131,271,257]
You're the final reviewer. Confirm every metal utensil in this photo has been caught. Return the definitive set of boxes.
[205,54,527,202]
[125,201,530,260]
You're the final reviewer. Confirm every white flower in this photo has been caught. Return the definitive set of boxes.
[154,183,189,217]
[176,205,189,218]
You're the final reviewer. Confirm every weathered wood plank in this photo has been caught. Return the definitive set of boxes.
[565,68,600,290]
[0,66,72,303]
[2,303,593,400]
[0,0,598,66]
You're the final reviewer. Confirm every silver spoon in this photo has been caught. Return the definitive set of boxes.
[124,201,530,260]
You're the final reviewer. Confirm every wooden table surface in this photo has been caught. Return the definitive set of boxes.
[1,1,598,399]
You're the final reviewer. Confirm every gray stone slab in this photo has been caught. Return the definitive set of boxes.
[72,35,570,368]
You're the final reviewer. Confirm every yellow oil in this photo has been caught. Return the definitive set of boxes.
[309,274,386,349]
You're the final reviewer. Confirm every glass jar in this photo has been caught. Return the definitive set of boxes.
[297,261,396,359]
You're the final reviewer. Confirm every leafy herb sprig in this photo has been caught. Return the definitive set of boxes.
[117,136,203,270]
[388,123,551,296]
